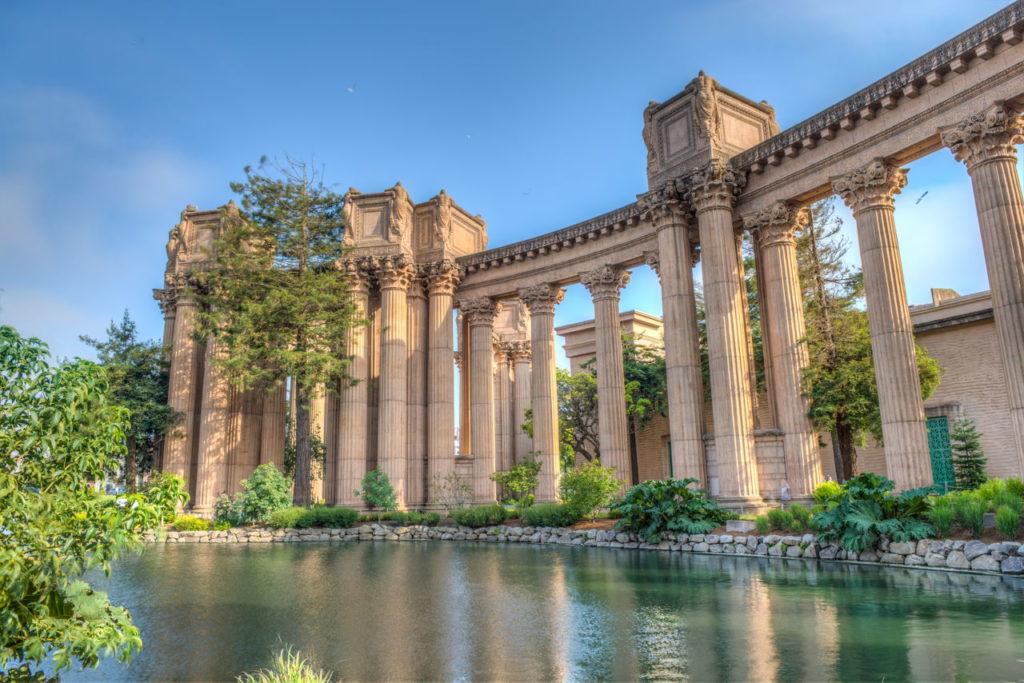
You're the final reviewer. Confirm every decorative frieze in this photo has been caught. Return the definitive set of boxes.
[940,102,1024,169]
[832,159,908,213]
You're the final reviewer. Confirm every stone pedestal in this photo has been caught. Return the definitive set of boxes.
[744,202,822,498]
[461,297,500,503]
[427,261,460,504]
[520,284,565,502]
[942,104,1024,470]
[581,264,632,487]
[833,159,931,490]
[686,160,761,504]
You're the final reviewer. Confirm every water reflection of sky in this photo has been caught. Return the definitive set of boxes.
[72,543,1024,682]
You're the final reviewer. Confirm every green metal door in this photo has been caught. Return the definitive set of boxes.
[927,416,955,493]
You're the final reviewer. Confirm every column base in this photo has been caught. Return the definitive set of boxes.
[190,505,215,520]
[714,495,764,514]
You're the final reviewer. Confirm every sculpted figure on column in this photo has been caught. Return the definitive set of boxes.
[580,264,632,486]
[518,283,565,502]
[743,201,822,498]
[458,296,501,503]
[426,259,461,502]
[684,159,761,505]
[832,159,931,489]
[941,103,1024,468]
[639,181,706,485]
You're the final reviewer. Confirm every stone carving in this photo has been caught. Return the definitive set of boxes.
[941,102,1024,169]
[153,287,177,315]
[684,158,746,212]
[341,188,360,246]
[638,180,689,230]
[694,71,722,149]
[832,159,908,213]
[643,251,660,279]
[506,340,532,363]
[742,201,809,248]
[518,284,565,315]
[580,265,631,301]
[642,100,660,175]
[375,254,414,290]
[165,224,184,267]
[388,182,411,238]
[425,258,462,295]
[432,190,453,244]
[458,296,501,326]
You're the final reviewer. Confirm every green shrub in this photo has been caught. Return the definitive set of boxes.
[490,458,541,517]
[812,480,843,505]
[173,515,209,531]
[755,515,771,534]
[559,460,622,521]
[268,507,307,529]
[766,508,792,531]
[213,521,231,531]
[383,510,441,526]
[356,468,398,519]
[213,463,293,527]
[213,493,247,527]
[522,503,581,527]
[929,503,954,537]
[451,504,509,528]
[996,504,1020,540]
[790,503,811,528]
[309,506,359,528]
[237,646,332,683]
[812,473,934,551]
[955,496,986,537]
[1005,478,1024,499]
[610,478,730,543]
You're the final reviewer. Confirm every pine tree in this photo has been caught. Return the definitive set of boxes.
[950,415,987,490]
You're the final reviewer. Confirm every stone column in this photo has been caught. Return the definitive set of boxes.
[457,315,472,456]
[426,260,461,504]
[260,379,286,469]
[641,186,706,483]
[194,339,230,516]
[685,160,761,505]
[494,343,515,473]
[406,273,429,508]
[941,104,1024,468]
[460,297,501,503]
[519,284,565,502]
[376,256,413,507]
[581,264,632,487]
[833,159,930,489]
[744,202,822,498]
[510,341,533,464]
[164,285,200,483]
[336,266,371,506]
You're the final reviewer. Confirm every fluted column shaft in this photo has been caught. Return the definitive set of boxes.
[336,271,370,506]
[462,297,500,503]
[427,262,460,503]
[377,259,412,507]
[165,295,199,483]
[406,277,428,507]
[581,265,632,487]
[942,104,1024,468]
[686,161,761,503]
[834,159,930,489]
[520,284,564,502]
[745,203,822,498]
[643,193,706,483]
[260,380,286,469]
[194,339,230,515]
[494,346,515,473]
[511,342,533,464]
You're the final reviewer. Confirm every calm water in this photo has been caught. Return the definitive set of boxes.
[69,542,1024,682]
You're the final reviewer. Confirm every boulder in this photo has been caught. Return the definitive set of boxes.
[905,554,925,566]
[924,552,947,567]
[1000,556,1024,574]
[963,540,990,561]
[945,550,970,570]
[889,541,916,555]
[879,553,904,564]
[970,554,1000,572]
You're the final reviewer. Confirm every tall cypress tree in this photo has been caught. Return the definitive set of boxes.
[950,414,987,490]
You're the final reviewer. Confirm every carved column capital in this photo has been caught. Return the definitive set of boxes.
[643,250,660,279]
[153,287,177,315]
[832,159,908,214]
[518,283,565,315]
[340,258,373,294]
[743,201,809,249]
[453,350,463,371]
[580,264,630,302]
[638,181,690,231]
[507,340,532,363]
[940,102,1024,170]
[458,296,501,326]
[683,159,746,213]
[425,258,463,296]
[375,254,414,291]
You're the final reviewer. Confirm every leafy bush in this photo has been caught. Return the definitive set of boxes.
[451,504,509,528]
[812,473,934,551]
[522,503,581,527]
[996,505,1020,540]
[790,504,812,531]
[929,502,954,537]
[268,507,307,529]
[430,472,473,515]
[755,515,771,534]
[767,508,793,531]
[384,510,441,526]
[172,515,209,531]
[490,458,541,516]
[813,480,843,505]
[212,521,231,531]
[213,463,292,527]
[559,460,621,521]
[303,506,359,529]
[356,468,398,519]
[1005,478,1024,499]
[954,496,986,537]
[213,493,247,528]
[610,478,731,543]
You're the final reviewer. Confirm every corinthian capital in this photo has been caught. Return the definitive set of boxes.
[684,159,746,213]
[831,159,908,214]
[153,287,177,315]
[940,102,1024,170]
[507,340,532,363]
[638,180,689,231]
[375,254,415,290]
[458,296,500,326]
[580,264,630,301]
[742,201,809,249]
[425,258,462,296]
[518,283,565,315]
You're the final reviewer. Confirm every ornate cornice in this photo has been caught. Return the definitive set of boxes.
[518,283,565,315]
[684,159,746,213]
[580,264,630,301]
[832,159,908,214]
[742,201,809,249]
[940,102,1024,170]
[458,296,500,326]
[425,258,462,296]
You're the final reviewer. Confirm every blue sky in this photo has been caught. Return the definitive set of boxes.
[0,0,1015,366]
